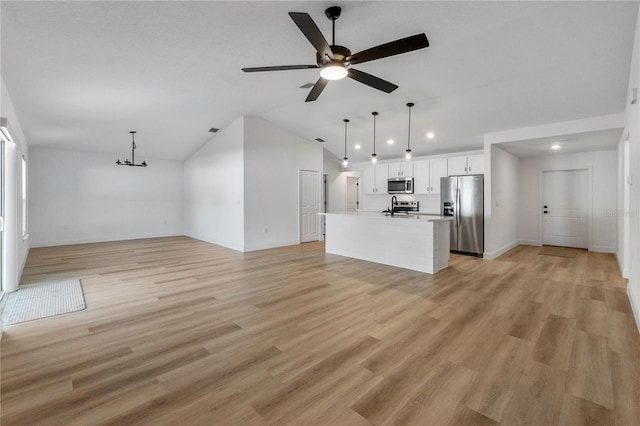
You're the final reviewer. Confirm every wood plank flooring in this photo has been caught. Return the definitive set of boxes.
[1,237,639,425]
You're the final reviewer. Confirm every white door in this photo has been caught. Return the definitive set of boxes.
[346,177,358,211]
[542,170,589,248]
[300,170,320,243]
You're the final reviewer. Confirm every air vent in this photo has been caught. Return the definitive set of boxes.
[315,138,325,143]
[300,82,315,89]
[208,127,219,133]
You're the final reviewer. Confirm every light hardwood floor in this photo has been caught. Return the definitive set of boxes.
[1,237,639,425]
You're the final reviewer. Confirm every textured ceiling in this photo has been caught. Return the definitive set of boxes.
[1,1,637,162]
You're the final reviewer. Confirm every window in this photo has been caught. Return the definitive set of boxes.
[21,157,26,238]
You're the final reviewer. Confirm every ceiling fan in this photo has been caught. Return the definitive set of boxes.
[241,6,429,102]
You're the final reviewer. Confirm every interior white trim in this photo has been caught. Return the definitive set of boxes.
[628,286,640,333]
[484,113,625,145]
[31,232,183,248]
[244,240,300,252]
[590,245,617,253]
[483,240,519,259]
[518,239,542,246]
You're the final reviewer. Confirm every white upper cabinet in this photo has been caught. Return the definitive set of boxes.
[447,156,468,176]
[430,158,448,194]
[467,154,484,174]
[414,158,448,195]
[363,164,388,195]
[387,161,413,178]
[447,154,484,175]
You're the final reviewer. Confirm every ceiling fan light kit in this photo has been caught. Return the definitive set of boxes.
[241,5,429,102]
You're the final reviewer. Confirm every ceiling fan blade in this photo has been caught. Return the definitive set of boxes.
[242,65,319,72]
[305,78,329,102]
[348,69,398,93]
[346,33,429,65]
[289,12,334,61]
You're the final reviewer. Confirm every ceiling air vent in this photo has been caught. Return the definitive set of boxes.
[300,82,315,89]
[208,127,219,133]
[315,138,325,143]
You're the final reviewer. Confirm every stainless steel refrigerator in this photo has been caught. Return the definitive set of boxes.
[441,175,484,257]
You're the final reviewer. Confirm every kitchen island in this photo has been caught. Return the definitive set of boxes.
[319,212,453,274]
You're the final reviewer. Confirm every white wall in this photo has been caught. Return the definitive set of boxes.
[622,9,640,331]
[29,147,183,247]
[517,150,617,252]
[323,150,361,214]
[184,116,244,251]
[1,77,30,292]
[243,115,322,251]
[486,145,519,258]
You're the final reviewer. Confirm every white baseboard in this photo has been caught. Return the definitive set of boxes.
[243,240,301,252]
[590,245,616,253]
[30,232,184,248]
[184,233,244,253]
[628,286,640,334]
[484,240,520,260]
[518,239,541,246]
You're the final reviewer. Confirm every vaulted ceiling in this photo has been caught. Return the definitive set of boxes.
[1,1,637,162]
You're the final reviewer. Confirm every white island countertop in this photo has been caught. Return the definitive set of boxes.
[320,211,452,274]
[319,211,453,222]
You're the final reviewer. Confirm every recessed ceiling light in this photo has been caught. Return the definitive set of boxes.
[426,132,435,139]
[387,139,394,145]
[551,144,561,150]
[354,144,361,150]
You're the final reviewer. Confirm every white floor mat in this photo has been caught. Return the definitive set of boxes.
[7,279,86,325]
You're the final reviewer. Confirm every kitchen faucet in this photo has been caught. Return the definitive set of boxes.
[390,196,397,216]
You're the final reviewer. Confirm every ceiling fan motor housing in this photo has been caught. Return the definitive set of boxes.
[317,45,351,67]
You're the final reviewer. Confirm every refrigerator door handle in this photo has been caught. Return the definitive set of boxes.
[456,187,461,228]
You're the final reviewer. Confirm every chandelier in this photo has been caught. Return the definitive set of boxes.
[116,131,147,167]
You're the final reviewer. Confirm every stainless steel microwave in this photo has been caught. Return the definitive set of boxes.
[388,177,414,194]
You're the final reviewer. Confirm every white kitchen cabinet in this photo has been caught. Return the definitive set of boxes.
[467,154,484,174]
[388,161,413,178]
[447,154,484,175]
[414,158,448,195]
[430,158,448,194]
[447,156,468,176]
[362,164,388,194]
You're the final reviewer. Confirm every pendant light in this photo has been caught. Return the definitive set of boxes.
[371,111,378,163]
[342,119,349,167]
[405,102,414,160]
[116,131,148,167]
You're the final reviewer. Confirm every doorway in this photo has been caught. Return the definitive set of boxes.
[346,176,358,212]
[542,169,589,249]
[300,170,320,243]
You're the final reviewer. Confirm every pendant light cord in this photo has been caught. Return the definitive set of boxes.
[343,119,349,158]
[372,111,378,156]
[407,102,414,152]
